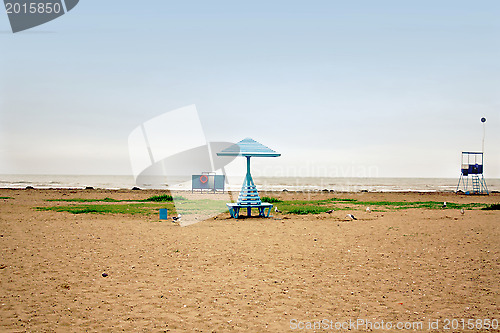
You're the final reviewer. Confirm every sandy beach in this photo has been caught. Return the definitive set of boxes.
[0,189,498,332]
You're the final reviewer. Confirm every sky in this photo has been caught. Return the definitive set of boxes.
[1,0,499,178]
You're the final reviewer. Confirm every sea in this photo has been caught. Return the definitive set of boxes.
[1,175,499,193]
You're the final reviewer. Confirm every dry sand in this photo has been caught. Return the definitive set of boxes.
[0,189,498,332]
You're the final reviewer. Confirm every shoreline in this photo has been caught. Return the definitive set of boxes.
[1,187,498,195]
[2,175,499,193]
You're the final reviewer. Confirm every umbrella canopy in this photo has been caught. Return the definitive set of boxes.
[217,138,280,157]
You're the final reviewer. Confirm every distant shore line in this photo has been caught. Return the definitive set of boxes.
[1,175,498,193]
[1,187,498,194]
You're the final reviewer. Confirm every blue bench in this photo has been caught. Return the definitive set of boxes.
[226,203,273,219]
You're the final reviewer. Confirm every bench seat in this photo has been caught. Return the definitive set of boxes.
[226,202,273,219]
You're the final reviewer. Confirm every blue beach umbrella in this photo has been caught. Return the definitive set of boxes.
[218,138,280,214]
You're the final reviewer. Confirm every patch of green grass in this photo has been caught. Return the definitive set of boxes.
[36,203,176,215]
[271,197,359,215]
[273,197,488,215]
[142,194,187,202]
[324,198,358,203]
[144,194,174,202]
[261,196,283,203]
[46,197,119,202]
[38,194,492,217]
[482,203,500,210]
[0,197,11,199]
[276,202,352,213]
[286,206,333,215]
[60,207,104,214]
[354,200,484,210]
[176,199,228,215]
[36,198,223,216]
[46,195,187,203]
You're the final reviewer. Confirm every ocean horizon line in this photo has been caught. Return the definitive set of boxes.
[1,174,498,192]
[2,174,499,180]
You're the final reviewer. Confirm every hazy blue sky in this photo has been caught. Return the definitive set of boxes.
[1,1,499,178]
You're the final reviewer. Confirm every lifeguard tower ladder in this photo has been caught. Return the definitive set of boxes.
[456,152,488,195]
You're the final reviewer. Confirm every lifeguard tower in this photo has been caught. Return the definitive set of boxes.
[217,138,280,218]
[456,152,489,195]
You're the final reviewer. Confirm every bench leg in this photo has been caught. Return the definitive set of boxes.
[265,205,272,217]
[258,207,265,217]
[247,207,251,217]
[256,205,272,218]
[234,207,240,219]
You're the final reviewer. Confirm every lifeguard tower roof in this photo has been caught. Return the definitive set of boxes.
[217,138,280,157]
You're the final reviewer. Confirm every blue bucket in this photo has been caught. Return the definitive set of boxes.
[159,209,168,220]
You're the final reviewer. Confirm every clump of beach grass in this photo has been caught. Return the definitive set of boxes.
[144,194,186,202]
[47,195,186,203]
[286,206,333,215]
[482,203,500,210]
[261,196,283,203]
[144,194,174,202]
[46,197,119,202]
[36,203,176,215]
